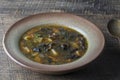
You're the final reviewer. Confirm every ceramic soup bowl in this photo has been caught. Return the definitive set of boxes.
[3,12,105,75]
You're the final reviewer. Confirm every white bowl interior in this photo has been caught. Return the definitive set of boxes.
[3,13,105,72]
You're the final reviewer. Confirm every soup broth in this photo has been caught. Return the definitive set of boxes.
[19,24,88,65]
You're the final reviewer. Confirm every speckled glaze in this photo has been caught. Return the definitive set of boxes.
[3,12,105,75]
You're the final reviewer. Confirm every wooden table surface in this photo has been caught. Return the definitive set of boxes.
[0,0,120,80]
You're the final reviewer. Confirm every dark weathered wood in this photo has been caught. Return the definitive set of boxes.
[0,0,120,80]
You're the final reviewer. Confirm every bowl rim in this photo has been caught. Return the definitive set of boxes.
[2,12,105,73]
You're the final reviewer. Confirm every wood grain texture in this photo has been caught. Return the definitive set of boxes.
[0,0,120,80]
